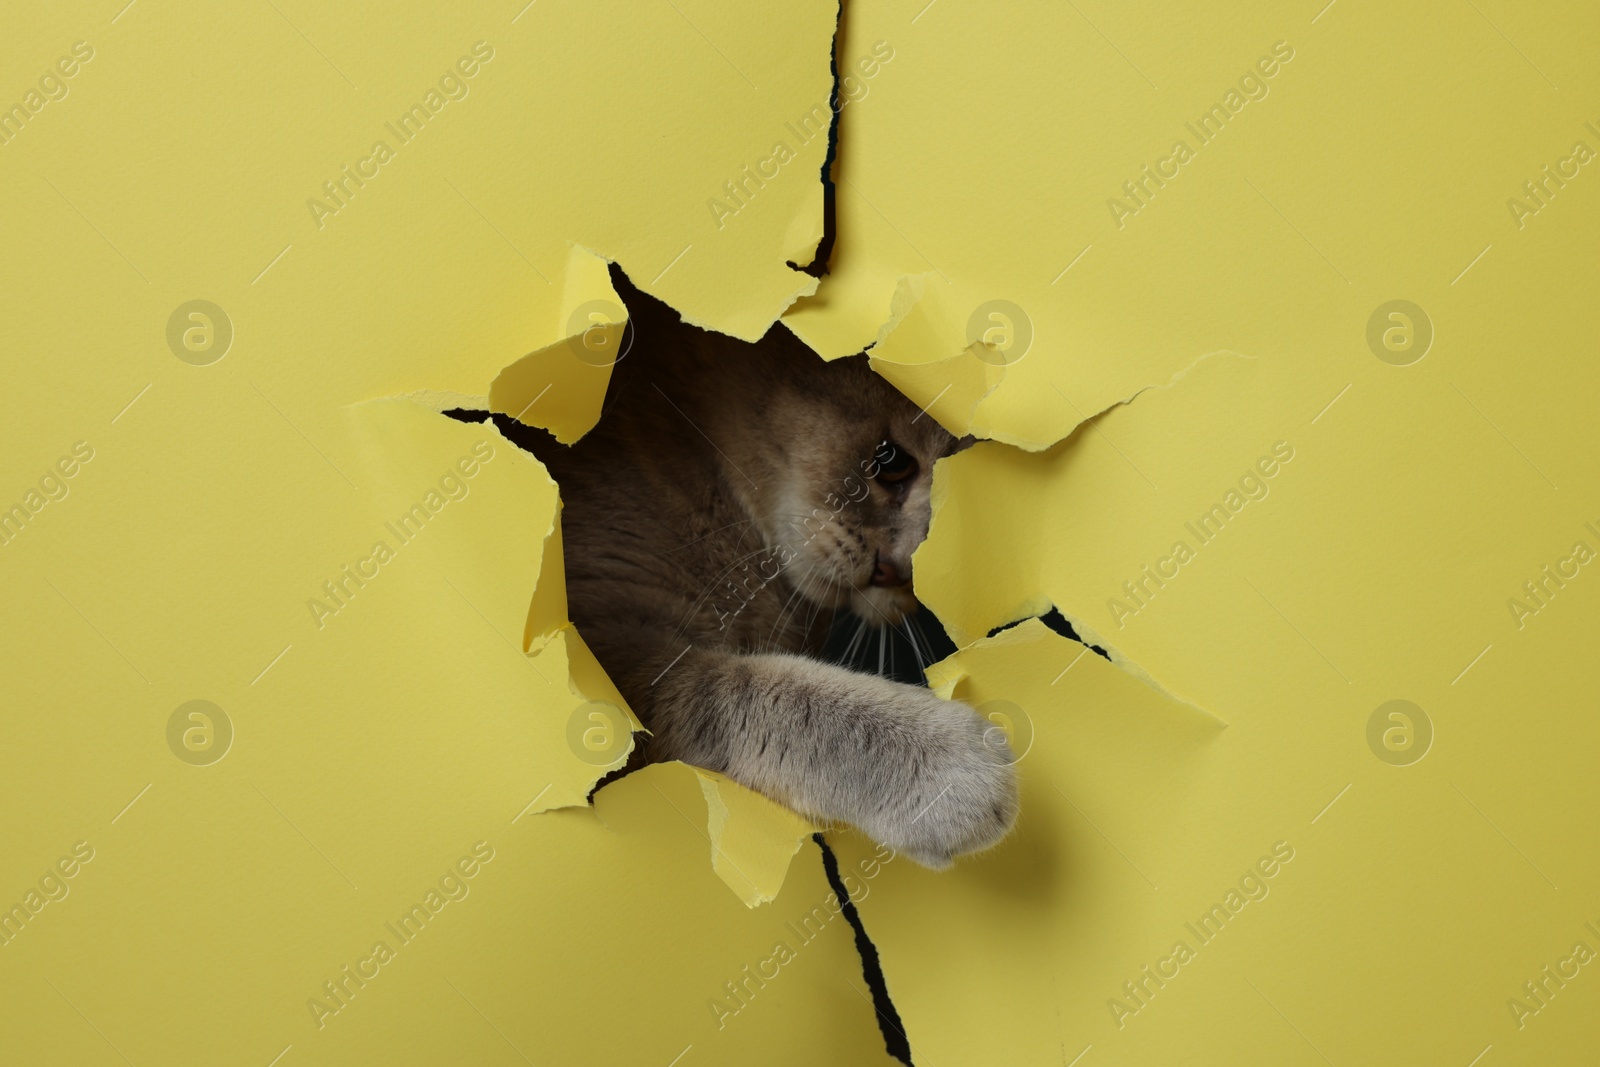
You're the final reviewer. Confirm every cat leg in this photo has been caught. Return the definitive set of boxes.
[644,649,1019,868]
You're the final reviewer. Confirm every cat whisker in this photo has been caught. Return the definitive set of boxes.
[670,545,779,644]
[854,621,872,666]
[900,619,927,676]
[911,618,935,670]
[839,615,869,668]
[774,573,841,654]
[761,582,807,654]
[668,517,756,553]
[799,596,825,653]
[837,616,860,666]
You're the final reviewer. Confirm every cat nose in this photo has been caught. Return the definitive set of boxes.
[871,557,908,587]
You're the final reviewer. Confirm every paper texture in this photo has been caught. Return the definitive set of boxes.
[4,1,1598,1064]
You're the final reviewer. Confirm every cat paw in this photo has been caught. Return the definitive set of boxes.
[860,693,1020,869]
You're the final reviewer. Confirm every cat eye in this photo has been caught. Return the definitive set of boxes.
[874,440,918,484]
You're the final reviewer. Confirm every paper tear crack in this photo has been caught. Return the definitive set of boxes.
[393,387,491,414]
[1055,348,1259,438]
[785,0,845,281]
[1031,605,1227,727]
[488,245,628,444]
[975,349,1258,453]
[862,273,1010,435]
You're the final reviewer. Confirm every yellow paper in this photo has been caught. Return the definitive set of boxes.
[7,0,1600,1063]
[814,1,1600,1063]
[0,2,881,1064]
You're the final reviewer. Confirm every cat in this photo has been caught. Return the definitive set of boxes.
[524,269,1018,868]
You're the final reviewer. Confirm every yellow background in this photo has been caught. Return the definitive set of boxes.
[3,1,1597,1064]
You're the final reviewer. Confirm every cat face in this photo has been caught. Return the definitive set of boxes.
[761,374,962,627]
